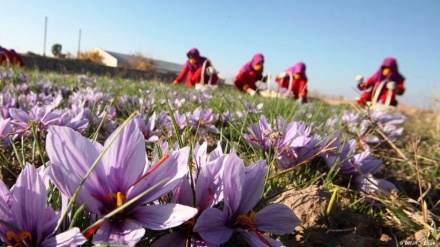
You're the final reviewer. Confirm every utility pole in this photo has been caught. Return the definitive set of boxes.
[43,16,47,57]
[77,28,82,58]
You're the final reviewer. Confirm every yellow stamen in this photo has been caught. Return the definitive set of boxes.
[236,210,257,226]
[108,192,127,208]
[116,192,126,207]
[6,231,32,246]
[199,120,205,125]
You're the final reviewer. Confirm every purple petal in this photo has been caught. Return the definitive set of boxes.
[9,108,32,123]
[254,204,301,235]
[46,126,108,213]
[92,220,145,246]
[239,230,285,247]
[258,115,271,132]
[102,119,146,191]
[128,147,190,204]
[151,231,187,247]
[171,176,194,206]
[10,165,47,233]
[132,203,197,230]
[193,208,232,244]
[223,151,245,216]
[196,155,226,209]
[237,160,267,215]
[40,227,86,247]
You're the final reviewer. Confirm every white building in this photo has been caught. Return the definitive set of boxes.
[93,47,182,74]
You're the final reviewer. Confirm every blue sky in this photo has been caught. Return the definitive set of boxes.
[1,0,439,109]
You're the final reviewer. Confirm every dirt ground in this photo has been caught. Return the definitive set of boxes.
[270,185,436,247]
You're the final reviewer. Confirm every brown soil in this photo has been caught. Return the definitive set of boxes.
[270,186,404,247]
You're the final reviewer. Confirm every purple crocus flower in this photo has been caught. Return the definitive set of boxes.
[54,104,89,133]
[152,111,172,137]
[173,111,187,131]
[9,105,61,136]
[243,115,273,151]
[244,101,263,114]
[77,74,97,85]
[153,142,225,246]
[354,173,398,199]
[188,107,219,135]
[193,151,301,246]
[0,164,86,247]
[0,89,17,118]
[46,120,198,245]
[161,97,186,111]
[320,133,382,176]
[0,117,13,146]
[133,113,159,143]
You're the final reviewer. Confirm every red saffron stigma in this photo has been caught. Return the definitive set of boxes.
[84,221,104,239]
[126,153,170,190]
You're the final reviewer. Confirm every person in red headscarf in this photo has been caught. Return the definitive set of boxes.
[357,57,405,107]
[172,48,218,88]
[275,62,308,103]
[234,53,266,95]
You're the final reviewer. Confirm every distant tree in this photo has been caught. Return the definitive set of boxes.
[78,50,103,64]
[126,52,154,71]
[51,44,62,57]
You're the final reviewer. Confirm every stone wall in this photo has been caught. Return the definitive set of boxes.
[20,54,177,82]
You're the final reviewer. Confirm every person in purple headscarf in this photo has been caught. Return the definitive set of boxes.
[357,57,405,107]
[234,53,266,95]
[275,62,308,103]
[172,48,218,87]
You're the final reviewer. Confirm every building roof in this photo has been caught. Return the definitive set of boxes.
[101,49,182,73]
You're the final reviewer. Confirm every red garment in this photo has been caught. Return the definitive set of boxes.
[234,70,261,92]
[357,76,405,106]
[275,77,308,101]
[175,60,218,87]
[0,48,25,67]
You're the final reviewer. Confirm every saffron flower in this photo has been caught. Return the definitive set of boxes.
[321,133,382,176]
[173,110,188,131]
[0,164,86,247]
[133,113,159,142]
[153,142,226,246]
[193,151,301,246]
[0,117,13,146]
[242,115,273,151]
[353,173,399,207]
[0,89,17,118]
[46,119,198,246]
[9,105,60,136]
[188,107,219,135]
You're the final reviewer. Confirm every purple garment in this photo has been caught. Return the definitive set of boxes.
[239,53,264,78]
[185,48,208,73]
[285,62,307,80]
[371,57,405,84]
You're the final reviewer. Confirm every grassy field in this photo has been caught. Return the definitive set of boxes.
[0,67,439,246]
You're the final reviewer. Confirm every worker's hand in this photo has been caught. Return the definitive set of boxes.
[195,83,205,91]
[206,67,216,75]
[246,88,256,96]
[172,80,179,85]
[386,81,396,90]
[355,75,364,84]
[277,72,287,79]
